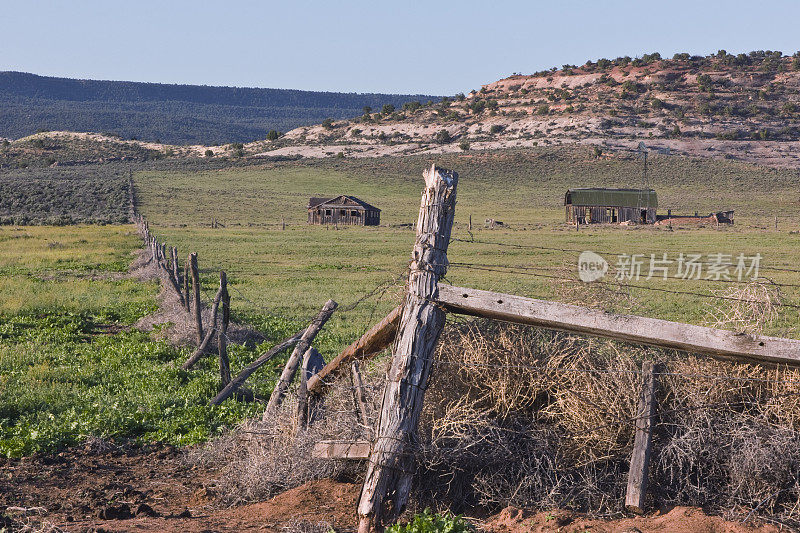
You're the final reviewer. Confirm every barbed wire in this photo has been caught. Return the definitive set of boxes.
[450,236,800,274]
[444,262,800,309]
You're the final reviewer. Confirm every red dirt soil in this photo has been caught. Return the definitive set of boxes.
[0,442,783,532]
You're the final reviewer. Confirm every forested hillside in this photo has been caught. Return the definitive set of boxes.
[0,72,439,144]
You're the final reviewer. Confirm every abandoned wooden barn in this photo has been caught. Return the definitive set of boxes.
[307,195,381,226]
[565,188,658,224]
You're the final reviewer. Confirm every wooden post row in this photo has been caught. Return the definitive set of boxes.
[358,164,458,532]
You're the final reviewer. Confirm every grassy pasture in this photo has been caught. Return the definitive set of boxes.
[135,147,800,341]
[0,226,305,457]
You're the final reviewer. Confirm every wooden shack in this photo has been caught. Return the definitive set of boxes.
[565,188,658,224]
[307,195,380,226]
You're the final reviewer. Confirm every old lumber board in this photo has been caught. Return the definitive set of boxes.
[437,285,800,366]
[625,360,658,514]
[358,164,458,532]
[306,305,402,394]
[264,299,338,417]
[208,330,304,406]
[313,440,371,460]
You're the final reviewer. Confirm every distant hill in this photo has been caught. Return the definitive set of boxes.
[0,72,441,145]
[251,50,800,168]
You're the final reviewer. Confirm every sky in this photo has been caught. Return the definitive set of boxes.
[2,0,800,96]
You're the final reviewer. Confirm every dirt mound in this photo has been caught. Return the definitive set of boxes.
[484,506,780,533]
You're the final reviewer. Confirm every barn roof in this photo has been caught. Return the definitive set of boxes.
[308,195,380,211]
[565,188,658,208]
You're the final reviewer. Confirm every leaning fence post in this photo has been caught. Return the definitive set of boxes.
[357,164,458,532]
[218,271,231,388]
[264,299,338,418]
[625,360,659,514]
[189,252,203,345]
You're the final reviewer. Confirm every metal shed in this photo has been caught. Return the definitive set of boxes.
[307,195,381,226]
[565,188,658,224]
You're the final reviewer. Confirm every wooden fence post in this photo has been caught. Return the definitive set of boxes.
[625,360,659,514]
[189,252,203,345]
[171,247,179,285]
[264,299,338,417]
[183,255,191,312]
[357,164,458,532]
[218,271,231,389]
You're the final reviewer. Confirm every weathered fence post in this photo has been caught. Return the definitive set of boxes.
[625,360,659,514]
[357,164,458,532]
[189,252,203,345]
[264,299,338,417]
[171,247,179,285]
[183,255,191,312]
[218,271,231,388]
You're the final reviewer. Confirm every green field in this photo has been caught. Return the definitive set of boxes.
[0,226,314,457]
[134,148,800,339]
[2,146,799,457]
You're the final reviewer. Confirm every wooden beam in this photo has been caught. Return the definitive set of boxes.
[625,361,658,514]
[313,440,371,460]
[436,285,800,366]
[358,164,458,532]
[306,305,401,394]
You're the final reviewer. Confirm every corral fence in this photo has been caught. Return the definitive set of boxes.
[135,163,800,533]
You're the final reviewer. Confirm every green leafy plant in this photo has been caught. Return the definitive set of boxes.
[387,509,473,532]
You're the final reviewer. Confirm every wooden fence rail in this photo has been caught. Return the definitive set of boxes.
[436,284,800,367]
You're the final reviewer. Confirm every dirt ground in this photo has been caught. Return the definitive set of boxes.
[1,442,786,533]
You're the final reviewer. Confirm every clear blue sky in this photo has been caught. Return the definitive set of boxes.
[2,0,799,95]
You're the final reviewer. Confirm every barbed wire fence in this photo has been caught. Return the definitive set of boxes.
[135,210,800,527]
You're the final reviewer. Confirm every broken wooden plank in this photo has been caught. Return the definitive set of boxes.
[625,360,658,514]
[264,299,338,417]
[436,285,800,366]
[306,305,402,394]
[313,440,371,460]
